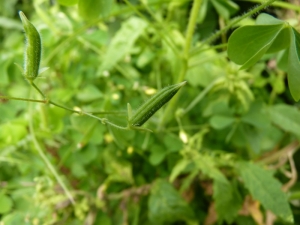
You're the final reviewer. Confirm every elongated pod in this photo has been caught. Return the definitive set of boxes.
[19,11,41,81]
[128,81,187,127]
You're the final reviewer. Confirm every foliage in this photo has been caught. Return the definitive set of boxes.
[0,0,300,224]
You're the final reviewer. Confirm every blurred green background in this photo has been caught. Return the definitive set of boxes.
[1,0,300,224]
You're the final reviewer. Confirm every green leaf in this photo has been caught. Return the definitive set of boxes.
[0,193,13,214]
[209,115,235,130]
[194,154,228,183]
[287,27,300,101]
[255,14,289,53]
[211,0,239,20]
[241,101,270,129]
[76,84,103,102]
[256,13,284,25]
[164,133,183,152]
[269,104,300,138]
[238,161,293,223]
[169,159,191,182]
[0,55,11,85]
[213,179,242,223]
[148,179,195,225]
[100,17,147,73]
[104,151,133,184]
[149,144,167,166]
[228,24,285,69]
[57,0,78,6]
[78,0,113,20]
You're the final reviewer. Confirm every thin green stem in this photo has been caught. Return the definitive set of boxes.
[0,95,129,132]
[123,0,181,59]
[0,95,47,103]
[30,81,46,99]
[183,0,203,61]
[191,0,278,56]
[48,100,80,114]
[244,0,300,12]
[103,119,128,130]
[87,111,126,115]
[159,0,203,129]
[44,0,177,65]
[183,78,223,115]
[28,90,75,205]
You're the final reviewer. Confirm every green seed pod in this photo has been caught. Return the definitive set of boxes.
[128,81,187,127]
[19,11,41,81]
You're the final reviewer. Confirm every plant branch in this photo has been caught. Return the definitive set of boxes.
[28,90,75,205]
[0,95,47,103]
[159,0,203,129]
[191,0,278,56]
[30,81,46,99]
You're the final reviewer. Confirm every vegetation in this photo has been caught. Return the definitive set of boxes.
[0,0,300,224]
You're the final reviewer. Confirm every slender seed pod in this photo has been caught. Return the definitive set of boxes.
[19,11,41,81]
[128,81,187,127]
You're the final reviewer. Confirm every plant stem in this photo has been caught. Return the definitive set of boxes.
[183,0,203,62]
[48,100,80,114]
[31,81,46,99]
[191,0,278,55]
[0,95,128,131]
[245,0,300,12]
[123,0,181,59]
[28,90,75,205]
[0,96,47,103]
[183,78,222,115]
[159,0,202,129]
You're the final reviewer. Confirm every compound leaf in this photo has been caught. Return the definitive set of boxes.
[238,161,293,223]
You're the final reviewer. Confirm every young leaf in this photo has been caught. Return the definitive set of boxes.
[238,161,293,223]
[99,17,147,73]
[255,13,284,25]
[209,115,235,130]
[78,0,113,20]
[287,27,300,101]
[128,81,186,127]
[148,179,195,224]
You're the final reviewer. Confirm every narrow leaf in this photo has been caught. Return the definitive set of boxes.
[287,27,300,101]
[100,17,147,72]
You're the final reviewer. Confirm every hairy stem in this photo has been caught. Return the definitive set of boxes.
[191,0,278,56]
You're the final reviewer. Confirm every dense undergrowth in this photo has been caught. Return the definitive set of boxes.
[1,0,300,224]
